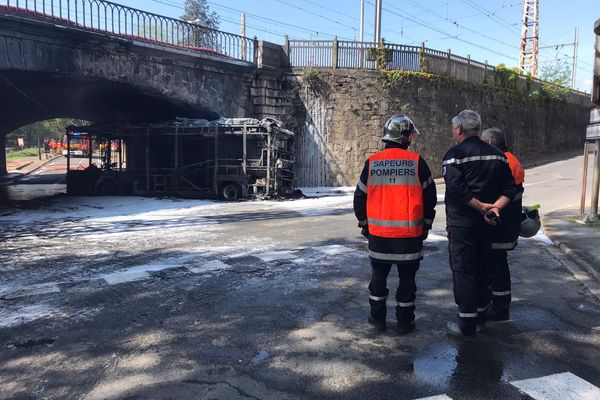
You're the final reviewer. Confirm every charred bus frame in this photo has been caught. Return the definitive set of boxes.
[65,118,295,199]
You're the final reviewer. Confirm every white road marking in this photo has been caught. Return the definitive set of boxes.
[101,270,150,285]
[313,244,357,255]
[0,283,61,299]
[510,372,600,400]
[255,250,297,262]
[188,260,231,274]
[0,304,58,328]
[413,395,453,400]
[124,262,178,274]
[426,233,448,242]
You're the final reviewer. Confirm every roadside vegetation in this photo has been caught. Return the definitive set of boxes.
[5,147,42,160]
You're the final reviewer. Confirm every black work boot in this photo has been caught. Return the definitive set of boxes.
[447,317,477,337]
[476,307,488,332]
[368,297,387,331]
[487,302,510,321]
[396,304,416,334]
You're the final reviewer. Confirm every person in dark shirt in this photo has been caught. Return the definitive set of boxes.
[443,110,518,336]
[354,114,437,334]
[481,127,525,321]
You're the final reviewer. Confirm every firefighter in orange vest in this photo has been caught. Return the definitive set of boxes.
[481,128,524,321]
[354,115,437,334]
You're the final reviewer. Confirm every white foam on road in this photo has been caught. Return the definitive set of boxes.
[188,260,231,274]
[255,250,298,262]
[313,244,357,255]
[533,233,554,245]
[510,372,600,400]
[413,395,453,400]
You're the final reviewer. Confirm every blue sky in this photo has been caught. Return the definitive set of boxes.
[114,0,597,92]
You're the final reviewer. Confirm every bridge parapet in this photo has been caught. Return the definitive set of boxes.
[1,0,255,63]
[286,38,591,105]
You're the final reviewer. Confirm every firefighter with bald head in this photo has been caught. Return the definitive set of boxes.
[481,127,524,321]
[354,115,437,334]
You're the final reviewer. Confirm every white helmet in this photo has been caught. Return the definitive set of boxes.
[520,207,541,238]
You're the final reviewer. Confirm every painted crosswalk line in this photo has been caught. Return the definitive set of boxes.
[188,260,231,274]
[0,283,61,299]
[255,250,298,262]
[510,372,600,400]
[101,270,150,285]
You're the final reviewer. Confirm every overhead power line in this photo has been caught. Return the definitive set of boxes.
[365,0,515,60]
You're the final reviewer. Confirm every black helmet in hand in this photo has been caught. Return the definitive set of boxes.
[382,114,420,146]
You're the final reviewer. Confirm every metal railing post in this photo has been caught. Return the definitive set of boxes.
[592,141,600,215]
[332,36,338,69]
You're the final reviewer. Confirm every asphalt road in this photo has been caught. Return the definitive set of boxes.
[0,151,599,399]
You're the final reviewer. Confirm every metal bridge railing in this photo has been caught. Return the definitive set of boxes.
[1,0,256,64]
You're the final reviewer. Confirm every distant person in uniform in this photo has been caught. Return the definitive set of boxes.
[354,114,437,334]
[49,139,57,156]
[443,110,518,336]
[481,127,524,321]
[43,139,50,159]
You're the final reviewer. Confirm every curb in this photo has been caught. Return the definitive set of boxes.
[2,156,60,184]
[549,237,600,284]
[14,161,33,170]
[542,220,600,301]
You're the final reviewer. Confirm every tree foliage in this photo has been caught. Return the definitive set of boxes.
[7,119,89,148]
[180,0,219,30]
[538,60,571,102]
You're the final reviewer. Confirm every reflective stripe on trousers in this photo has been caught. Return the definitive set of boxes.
[491,241,517,250]
[369,250,424,261]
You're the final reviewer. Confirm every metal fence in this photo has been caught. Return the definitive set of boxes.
[287,37,492,72]
[1,0,255,63]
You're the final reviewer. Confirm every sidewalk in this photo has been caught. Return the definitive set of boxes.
[1,155,60,185]
[543,208,600,283]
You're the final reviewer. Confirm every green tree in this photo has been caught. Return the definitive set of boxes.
[180,0,219,30]
[7,119,89,148]
[539,60,571,102]
[179,0,220,49]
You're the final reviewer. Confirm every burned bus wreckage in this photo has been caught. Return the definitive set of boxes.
[66,118,295,200]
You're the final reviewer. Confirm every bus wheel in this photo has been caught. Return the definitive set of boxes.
[221,183,242,201]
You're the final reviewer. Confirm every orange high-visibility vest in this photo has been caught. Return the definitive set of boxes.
[505,151,524,185]
[366,148,424,238]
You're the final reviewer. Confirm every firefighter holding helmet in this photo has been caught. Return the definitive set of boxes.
[354,115,437,334]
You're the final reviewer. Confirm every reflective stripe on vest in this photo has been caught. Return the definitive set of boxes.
[368,218,424,227]
[366,148,424,238]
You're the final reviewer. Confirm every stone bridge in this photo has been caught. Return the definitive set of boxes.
[0,7,288,174]
[0,4,594,184]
